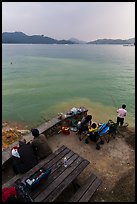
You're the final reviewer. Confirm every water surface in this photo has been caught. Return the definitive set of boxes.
[2,44,135,127]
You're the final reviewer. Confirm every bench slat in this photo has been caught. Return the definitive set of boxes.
[79,178,102,202]
[43,160,89,202]
[34,157,88,202]
[69,173,101,202]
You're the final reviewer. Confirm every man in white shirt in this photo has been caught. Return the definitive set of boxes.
[117,104,127,126]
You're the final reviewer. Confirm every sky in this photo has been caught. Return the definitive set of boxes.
[2,2,135,42]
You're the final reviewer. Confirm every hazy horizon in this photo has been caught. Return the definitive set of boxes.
[2,2,135,42]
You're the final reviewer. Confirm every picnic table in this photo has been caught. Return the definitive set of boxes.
[14,145,90,202]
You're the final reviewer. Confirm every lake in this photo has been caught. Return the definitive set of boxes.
[2,44,135,127]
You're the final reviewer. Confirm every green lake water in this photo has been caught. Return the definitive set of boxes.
[2,44,135,127]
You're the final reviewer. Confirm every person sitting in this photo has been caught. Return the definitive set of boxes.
[84,115,92,126]
[85,123,102,150]
[17,139,38,173]
[77,114,92,135]
[31,128,52,160]
[85,123,98,142]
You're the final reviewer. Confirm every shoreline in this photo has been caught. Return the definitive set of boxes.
[2,118,135,150]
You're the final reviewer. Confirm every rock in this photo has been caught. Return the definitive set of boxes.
[17,130,30,134]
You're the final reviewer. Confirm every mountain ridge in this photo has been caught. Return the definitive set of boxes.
[87,37,135,44]
[2,32,74,44]
[2,32,135,44]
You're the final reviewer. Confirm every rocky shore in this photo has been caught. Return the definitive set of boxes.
[2,121,30,150]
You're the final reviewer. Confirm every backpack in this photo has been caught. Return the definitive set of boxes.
[14,179,33,202]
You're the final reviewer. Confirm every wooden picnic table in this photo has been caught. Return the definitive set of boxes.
[15,145,90,202]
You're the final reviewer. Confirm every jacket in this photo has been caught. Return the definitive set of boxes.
[32,134,52,159]
[18,143,38,173]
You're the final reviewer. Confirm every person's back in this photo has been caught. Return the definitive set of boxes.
[31,129,52,160]
[81,115,92,131]
[117,104,127,126]
[86,123,98,142]
[18,139,38,173]
[117,108,127,118]
[85,115,92,126]
[88,122,98,134]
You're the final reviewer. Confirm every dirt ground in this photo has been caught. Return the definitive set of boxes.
[2,122,135,202]
[47,126,135,202]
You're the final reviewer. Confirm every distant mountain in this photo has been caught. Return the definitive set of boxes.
[87,38,135,44]
[69,37,87,44]
[126,38,135,44]
[2,32,75,44]
[2,32,135,45]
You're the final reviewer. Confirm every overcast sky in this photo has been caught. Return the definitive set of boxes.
[2,2,135,41]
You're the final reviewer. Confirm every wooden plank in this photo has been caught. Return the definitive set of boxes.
[37,117,61,133]
[34,157,86,202]
[31,152,78,198]
[68,173,97,202]
[2,174,21,189]
[43,160,90,202]
[69,173,102,202]
[79,178,102,202]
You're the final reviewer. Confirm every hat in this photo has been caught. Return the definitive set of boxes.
[11,148,20,158]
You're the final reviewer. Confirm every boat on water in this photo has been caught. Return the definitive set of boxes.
[2,107,88,186]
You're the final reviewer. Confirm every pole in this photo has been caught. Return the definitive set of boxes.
[110,95,117,109]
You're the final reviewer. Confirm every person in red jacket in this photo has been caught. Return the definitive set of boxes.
[2,186,17,202]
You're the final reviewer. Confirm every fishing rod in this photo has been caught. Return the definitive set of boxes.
[109,94,118,109]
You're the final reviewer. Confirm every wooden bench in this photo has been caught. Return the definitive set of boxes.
[69,173,102,202]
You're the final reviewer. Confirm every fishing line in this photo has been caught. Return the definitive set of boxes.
[109,94,117,109]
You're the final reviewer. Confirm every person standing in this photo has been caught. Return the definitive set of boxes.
[116,104,127,126]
